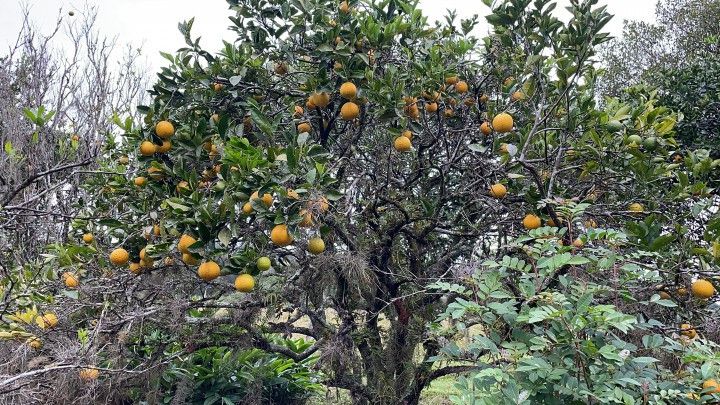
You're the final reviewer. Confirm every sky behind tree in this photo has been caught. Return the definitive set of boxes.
[1,0,656,72]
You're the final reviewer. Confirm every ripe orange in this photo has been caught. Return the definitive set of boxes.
[134,177,147,187]
[489,184,507,198]
[129,262,142,274]
[340,82,357,99]
[394,136,411,152]
[479,94,489,103]
[294,106,304,117]
[182,253,199,266]
[79,368,100,382]
[178,234,197,254]
[271,224,293,246]
[139,141,156,156]
[242,202,253,214]
[235,274,255,292]
[198,261,221,281]
[310,92,330,108]
[82,233,94,243]
[109,248,130,265]
[445,76,459,85]
[35,313,58,329]
[480,121,492,135]
[297,122,312,133]
[340,102,360,120]
[455,81,469,93]
[703,379,720,393]
[251,191,273,207]
[308,237,326,254]
[155,121,175,139]
[691,279,715,299]
[157,140,171,153]
[212,82,224,92]
[401,130,412,141]
[492,113,514,133]
[522,214,542,230]
[426,102,438,113]
[62,272,79,288]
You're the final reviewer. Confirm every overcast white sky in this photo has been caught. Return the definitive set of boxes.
[0,0,656,72]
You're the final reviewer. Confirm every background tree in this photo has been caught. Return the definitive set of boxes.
[600,0,720,154]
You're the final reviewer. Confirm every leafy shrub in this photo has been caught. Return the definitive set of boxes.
[157,339,321,404]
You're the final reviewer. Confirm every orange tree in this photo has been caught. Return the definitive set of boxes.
[3,0,720,403]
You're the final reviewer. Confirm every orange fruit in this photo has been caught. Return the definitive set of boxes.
[426,102,438,113]
[212,82,224,92]
[480,121,492,135]
[340,82,357,99]
[109,248,129,265]
[82,233,94,243]
[62,272,79,288]
[401,130,412,141]
[79,368,100,382]
[148,167,164,180]
[659,291,671,300]
[198,261,221,281]
[455,81,469,93]
[691,279,715,299]
[310,92,330,108]
[182,253,199,266]
[270,224,293,246]
[394,136,411,152]
[492,113,513,133]
[294,106,304,117]
[297,122,312,133]
[134,177,147,187]
[35,313,58,329]
[234,274,255,292]
[139,141,156,156]
[129,262,142,274]
[251,191,273,207]
[572,238,584,248]
[628,202,644,213]
[242,202,253,214]
[479,94,489,103]
[157,140,171,153]
[489,184,507,198]
[340,102,360,120]
[522,214,542,230]
[702,379,720,393]
[155,121,175,139]
[178,234,197,254]
[445,76,459,85]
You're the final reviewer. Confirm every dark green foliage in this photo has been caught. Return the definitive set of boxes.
[157,339,321,405]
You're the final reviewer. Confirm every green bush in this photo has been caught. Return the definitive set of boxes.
[157,339,321,404]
